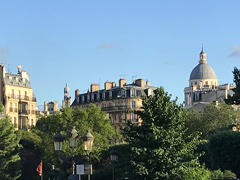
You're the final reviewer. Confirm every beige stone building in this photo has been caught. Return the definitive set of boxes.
[71,78,157,128]
[184,49,234,110]
[0,65,37,130]
[44,101,58,115]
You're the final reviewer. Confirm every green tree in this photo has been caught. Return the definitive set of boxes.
[225,67,240,104]
[0,117,21,180]
[33,104,119,178]
[208,130,240,177]
[186,103,240,139]
[125,88,202,180]
[18,130,43,180]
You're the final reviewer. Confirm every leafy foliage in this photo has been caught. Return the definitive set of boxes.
[225,67,240,104]
[0,117,21,180]
[186,103,240,139]
[33,104,119,178]
[208,130,240,177]
[18,130,43,180]
[125,87,202,180]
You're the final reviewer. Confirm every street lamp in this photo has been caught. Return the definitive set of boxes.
[53,132,64,151]
[82,130,94,180]
[82,130,94,152]
[110,150,118,180]
[53,128,78,180]
[69,126,78,148]
[68,127,79,180]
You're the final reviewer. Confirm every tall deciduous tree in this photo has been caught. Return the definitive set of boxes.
[225,67,240,104]
[0,117,21,180]
[125,88,202,180]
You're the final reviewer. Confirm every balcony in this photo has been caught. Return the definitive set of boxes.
[7,94,37,102]
[19,109,29,115]
[101,104,142,112]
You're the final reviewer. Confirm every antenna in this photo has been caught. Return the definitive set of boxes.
[99,78,101,86]
[202,43,204,51]
[7,64,10,73]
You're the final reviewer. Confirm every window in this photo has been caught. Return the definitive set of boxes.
[11,89,14,98]
[109,91,112,99]
[131,89,136,97]
[102,91,105,100]
[121,89,126,97]
[9,102,13,112]
[91,94,94,102]
[195,82,197,85]
[191,82,193,86]
[131,113,136,122]
[132,100,136,108]
[97,93,100,101]
[81,96,84,103]
[87,94,90,102]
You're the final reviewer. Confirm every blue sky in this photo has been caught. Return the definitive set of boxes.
[0,1,239,110]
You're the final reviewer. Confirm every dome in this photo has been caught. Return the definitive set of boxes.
[190,63,217,80]
[189,49,217,80]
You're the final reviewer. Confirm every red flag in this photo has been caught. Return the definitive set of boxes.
[36,161,42,176]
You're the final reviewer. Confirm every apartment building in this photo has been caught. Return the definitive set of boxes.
[0,65,37,130]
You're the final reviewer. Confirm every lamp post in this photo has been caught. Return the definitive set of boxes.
[53,128,78,180]
[110,150,118,180]
[82,130,94,180]
[68,127,78,180]
[53,132,64,151]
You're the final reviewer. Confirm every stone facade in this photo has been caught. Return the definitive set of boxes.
[0,65,37,130]
[184,49,234,110]
[71,78,157,128]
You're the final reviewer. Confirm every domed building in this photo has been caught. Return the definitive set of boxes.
[184,49,234,109]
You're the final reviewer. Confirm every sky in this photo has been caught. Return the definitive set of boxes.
[0,0,239,110]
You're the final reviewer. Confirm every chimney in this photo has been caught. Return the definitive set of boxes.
[17,65,21,74]
[105,81,116,90]
[119,78,127,88]
[105,81,112,90]
[135,79,145,87]
[75,89,80,98]
[146,80,150,86]
[90,83,100,92]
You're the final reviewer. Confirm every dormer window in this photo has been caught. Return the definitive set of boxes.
[102,91,105,100]
[130,88,136,97]
[97,93,100,101]
[109,91,112,99]
[121,89,126,97]
[87,94,90,102]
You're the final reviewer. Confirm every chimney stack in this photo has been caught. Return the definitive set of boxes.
[119,78,127,88]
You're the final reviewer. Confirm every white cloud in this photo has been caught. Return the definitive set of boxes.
[229,45,240,57]
[98,43,113,49]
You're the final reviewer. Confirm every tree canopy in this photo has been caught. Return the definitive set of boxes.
[186,103,240,139]
[225,67,240,104]
[125,88,202,180]
[32,104,119,178]
[0,117,21,180]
